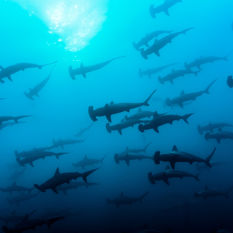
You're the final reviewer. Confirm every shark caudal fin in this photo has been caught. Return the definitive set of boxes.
[182,113,193,124]
[204,80,216,94]
[81,168,98,183]
[40,61,58,69]
[148,172,155,184]
[55,152,68,159]
[205,147,216,167]
[34,184,44,192]
[180,27,194,34]
[143,89,156,106]
[106,123,111,133]
[68,66,76,80]
[153,151,161,164]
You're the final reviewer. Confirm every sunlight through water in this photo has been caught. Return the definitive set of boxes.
[13,0,108,52]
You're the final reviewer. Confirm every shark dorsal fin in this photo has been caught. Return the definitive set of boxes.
[172,145,178,152]
[153,112,159,119]
[55,168,60,176]
[12,182,16,186]
[205,185,209,191]
[180,90,185,96]
[84,155,88,159]
[110,101,114,105]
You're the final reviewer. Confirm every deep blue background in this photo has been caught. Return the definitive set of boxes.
[0,0,233,232]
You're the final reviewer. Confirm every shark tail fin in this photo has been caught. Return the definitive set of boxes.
[182,113,193,124]
[205,80,216,94]
[205,147,216,167]
[15,115,32,122]
[181,27,194,34]
[81,168,98,183]
[143,89,156,106]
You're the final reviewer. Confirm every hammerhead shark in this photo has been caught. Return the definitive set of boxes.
[0,61,56,83]
[69,56,124,79]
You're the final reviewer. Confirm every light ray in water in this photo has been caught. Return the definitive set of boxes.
[13,0,108,52]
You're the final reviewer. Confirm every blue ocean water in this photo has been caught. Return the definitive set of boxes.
[0,0,233,232]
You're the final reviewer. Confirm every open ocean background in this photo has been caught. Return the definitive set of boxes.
[0,0,233,232]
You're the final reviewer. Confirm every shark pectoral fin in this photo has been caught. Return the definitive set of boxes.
[82,73,86,78]
[106,114,112,122]
[8,76,13,81]
[164,9,170,16]
[0,79,5,83]
[163,177,169,185]
[30,162,34,167]
[125,160,130,166]
[118,130,122,135]
[155,51,160,56]
[170,161,175,169]
[153,127,159,133]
